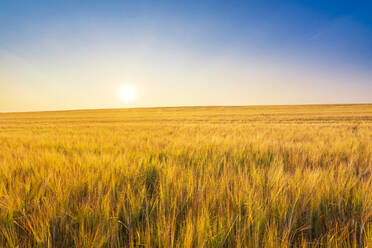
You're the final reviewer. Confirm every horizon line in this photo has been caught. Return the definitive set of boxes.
[1,102,371,114]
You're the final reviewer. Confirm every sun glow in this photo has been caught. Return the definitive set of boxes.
[119,84,137,102]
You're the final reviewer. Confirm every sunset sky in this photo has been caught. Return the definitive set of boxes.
[1,0,372,112]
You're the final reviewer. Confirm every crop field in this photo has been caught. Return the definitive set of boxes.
[0,104,372,247]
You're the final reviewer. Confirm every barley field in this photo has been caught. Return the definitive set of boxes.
[0,104,372,247]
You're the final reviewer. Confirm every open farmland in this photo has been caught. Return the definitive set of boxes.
[1,104,372,247]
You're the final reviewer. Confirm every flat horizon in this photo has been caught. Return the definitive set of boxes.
[0,102,371,114]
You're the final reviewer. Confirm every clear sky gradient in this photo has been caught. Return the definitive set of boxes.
[1,0,372,111]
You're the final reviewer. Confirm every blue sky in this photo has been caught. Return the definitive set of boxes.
[1,0,371,111]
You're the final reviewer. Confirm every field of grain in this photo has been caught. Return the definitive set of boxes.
[0,104,372,247]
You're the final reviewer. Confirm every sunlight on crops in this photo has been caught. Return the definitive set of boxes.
[0,104,372,247]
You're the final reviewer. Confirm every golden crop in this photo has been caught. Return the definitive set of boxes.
[0,104,372,247]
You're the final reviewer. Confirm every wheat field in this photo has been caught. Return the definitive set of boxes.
[0,104,372,247]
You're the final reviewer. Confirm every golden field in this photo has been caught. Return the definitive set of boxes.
[0,104,372,247]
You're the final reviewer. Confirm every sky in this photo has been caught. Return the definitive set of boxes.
[0,0,372,112]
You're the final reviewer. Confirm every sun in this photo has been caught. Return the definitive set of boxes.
[119,84,137,102]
